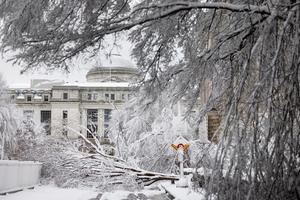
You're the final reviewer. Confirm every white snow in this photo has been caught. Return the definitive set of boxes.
[62,82,132,88]
[0,182,207,200]
[33,95,42,100]
[1,185,97,200]
[161,182,205,200]
[100,189,163,199]
[9,80,132,90]
[0,185,167,200]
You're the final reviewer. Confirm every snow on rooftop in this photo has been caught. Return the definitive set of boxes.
[9,79,64,90]
[62,81,132,88]
[9,81,134,90]
[31,79,64,88]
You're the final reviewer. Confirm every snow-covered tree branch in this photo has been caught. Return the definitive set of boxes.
[0,0,299,199]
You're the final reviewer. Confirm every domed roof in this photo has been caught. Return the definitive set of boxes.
[87,54,137,75]
[86,55,138,82]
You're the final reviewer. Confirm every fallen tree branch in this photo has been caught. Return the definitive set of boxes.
[61,153,180,187]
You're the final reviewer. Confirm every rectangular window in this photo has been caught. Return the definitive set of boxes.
[104,109,112,123]
[87,93,92,100]
[121,94,126,100]
[41,111,51,123]
[93,93,98,100]
[63,110,68,119]
[128,94,132,100]
[110,94,115,101]
[11,95,15,100]
[27,95,32,102]
[104,109,112,138]
[87,109,98,138]
[44,95,49,102]
[62,110,68,136]
[41,111,51,135]
[105,93,109,101]
[63,92,68,100]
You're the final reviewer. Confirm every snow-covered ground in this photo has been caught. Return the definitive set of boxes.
[0,185,166,200]
[0,185,97,200]
[161,182,205,200]
[1,183,206,200]
[100,189,164,199]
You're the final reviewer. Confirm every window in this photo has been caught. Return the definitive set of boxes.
[87,93,92,100]
[104,109,112,123]
[41,111,51,123]
[63,92,68,100]
[104,109,112,138]
[110,94,115,101]
[11,95,15,100]
[93,93,98,100]
[105,93,109,101]
[63,110,68,119]
[121,94,126,100]
[88,93,98,101]
[27,95,32,102]
[44,95,49,102]
[87,109,98,138]
[41,111,51,135]
[62,110,68,136]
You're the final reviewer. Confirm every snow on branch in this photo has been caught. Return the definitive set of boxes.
[67,126,125,163]
[61,153,180,187]
[132,2,270,15]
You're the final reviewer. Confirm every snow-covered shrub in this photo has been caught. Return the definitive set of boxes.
[0,74,19,160]
[12,129,72,182]
[11,125,151,191]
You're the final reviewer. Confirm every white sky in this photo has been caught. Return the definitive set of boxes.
[0,36,134,87]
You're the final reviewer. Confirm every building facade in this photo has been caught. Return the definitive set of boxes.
[9,56,218,143]
[9,56,138,139]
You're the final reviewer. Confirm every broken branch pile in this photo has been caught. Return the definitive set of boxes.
[61,153,179,188]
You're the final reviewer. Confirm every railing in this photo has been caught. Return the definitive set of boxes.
[0,160,42,194]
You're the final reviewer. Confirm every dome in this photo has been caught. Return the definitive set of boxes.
[86,55,138,82]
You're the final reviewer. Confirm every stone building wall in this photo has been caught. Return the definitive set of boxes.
[207,110,221,143]
[51,102,80,138]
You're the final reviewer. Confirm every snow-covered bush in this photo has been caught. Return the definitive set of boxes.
[11,123,170,191]
[0,74,18,160]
